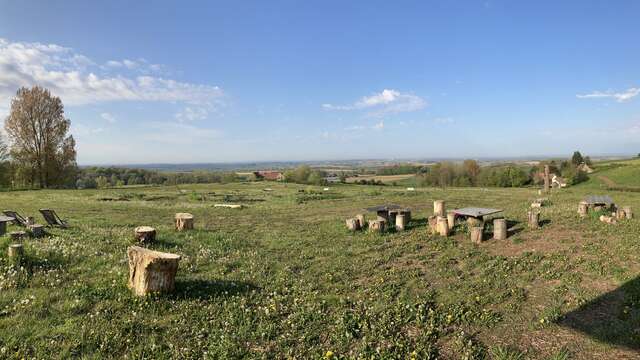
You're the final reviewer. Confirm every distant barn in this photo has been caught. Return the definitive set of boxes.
[254,171,284,181]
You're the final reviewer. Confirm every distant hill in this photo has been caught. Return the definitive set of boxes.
[579,158,640,191]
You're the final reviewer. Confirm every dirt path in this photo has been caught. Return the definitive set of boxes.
[598,175,617,187]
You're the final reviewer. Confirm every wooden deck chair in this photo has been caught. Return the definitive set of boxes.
[2,210,28,227]
[39,209,68,228]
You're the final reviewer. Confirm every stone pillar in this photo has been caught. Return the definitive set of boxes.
[396,214,407,231]
[543,165,550,193]
[128,246,181,296]
[29,224,45,238]
[493,218,507,240]
[434,200,446,217]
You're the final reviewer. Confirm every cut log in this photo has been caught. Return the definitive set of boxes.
[434,200,446,217]
[428,215,438,234]
[396,214,407,231]
[376,210,390,223]
[578,201,589,217]
[599,215,617,225]
[10,231,26,241]
[345,218,360,231]
[369,219,386,233]
[355,214,366,228]
[388,211,398,229]
[470,226,483,244]
[493,218,507,240]
[527,211,540,229]
[134,226,157,244]
[29,224,45,238]
[623,206,633,219]
[616,209,627,220]
[447,212,456,231]
[174,213,194,231]
[437,216,449,237]
[8,244,24,259]
[127,246,181,296]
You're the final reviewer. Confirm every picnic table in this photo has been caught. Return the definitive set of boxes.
[584,195,614,206]
[0,215,14,236]
[452,207,503,226]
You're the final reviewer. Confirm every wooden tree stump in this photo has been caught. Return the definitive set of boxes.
[467,217,483,228]
[428,215,438,234]
[356,214,366,228]
[345,218,360,231]
[616,209,627,220]
[470,226,484,244]
[127,246,181,296]
[437,216,449,237]
[527,211,540,229]
[623,206,633,219]
[29,224,45,238]
[134,226,157,244]
[434,200,446,217]
[174,213,194,231]
[577,201,589,217]
[376,210,390,223]
[447,212,456,231]
[10,231,26,241]
[396,214,407,231]
[388,211,398,229]
[599,215,617,225]
[369,219,386,233]
[493,218,507,240]
[8,244,24,259]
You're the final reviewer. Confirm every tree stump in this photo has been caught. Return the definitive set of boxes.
[127,246,181,296]
[29,224,45,238]
[10,231,26,241]
[356,214,366,228]
[388,211,398,229]
[447,212,456,231]
[345,218,360,231]
[543,165,550,194]
[134,226,157,244]
[396,214,407,231]
[369,219,386,233]
[470,226,483,244]
[434,200,446,217]
[376,210,390,223]
[400,210,412,223]
[599,215,617,225]
[527,211,540,229]
[428,215,438,234]
[174,213,194,231]
[437,216,449,237]
[493,218,507,240]
[623,206,633,219]
[577,201,589,217]
[467,217,483,228]
[8,244,24,259]
[616,209,627,220]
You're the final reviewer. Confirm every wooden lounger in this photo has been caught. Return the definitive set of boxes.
[39,209,68,228]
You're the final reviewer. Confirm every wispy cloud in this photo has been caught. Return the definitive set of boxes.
[0,38,224,115]
[100,112,116,124]
[576,87,640,103]
[175,106,209,122]
[433,117,454,124]
[322,89,427,116]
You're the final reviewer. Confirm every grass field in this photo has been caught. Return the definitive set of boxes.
[1,182,640,358]
[346,174,416,184]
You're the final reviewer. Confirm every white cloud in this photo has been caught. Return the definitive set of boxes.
[322,89,427,115]
[576,87,640,103]
[0,38,223,110]
[175,106,209,122]
[372,121,384,130]
[100,112,116,124]
[433,117,454,124]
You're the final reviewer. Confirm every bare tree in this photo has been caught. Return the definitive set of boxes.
[4,86,77,188]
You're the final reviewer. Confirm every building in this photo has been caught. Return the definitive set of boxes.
[254,171,284,181]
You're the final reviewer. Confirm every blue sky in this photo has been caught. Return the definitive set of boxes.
[1,1,639,164]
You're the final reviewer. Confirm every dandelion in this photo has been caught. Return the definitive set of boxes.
[324,350,334,359]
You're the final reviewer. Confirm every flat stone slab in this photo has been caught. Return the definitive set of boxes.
[584,195,614,206]
[452,207,503,218]
[0,216,15,222]
[364,204,404,212]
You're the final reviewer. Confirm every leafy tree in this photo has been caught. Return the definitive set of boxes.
[0,134,10,187]
[4,86,77,188]
[571,151,584,166]
[462,159,481,185]
[96,176,109,189]
[584,156,593,166]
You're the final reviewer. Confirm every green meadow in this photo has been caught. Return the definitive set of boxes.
[1,181,640,359]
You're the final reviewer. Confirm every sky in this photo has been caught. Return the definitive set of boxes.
[0,0,639,165]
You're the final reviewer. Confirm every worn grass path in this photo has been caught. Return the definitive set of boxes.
[0,183,639,359]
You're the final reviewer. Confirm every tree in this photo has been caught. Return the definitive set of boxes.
[96,176,109,189]
[4,86,77,188]
[462,159,481,185]
[571,151,584,166]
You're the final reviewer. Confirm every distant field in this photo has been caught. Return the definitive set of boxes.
[346,174,416,183]
[582,158,640,190]
[1,182,640,358]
